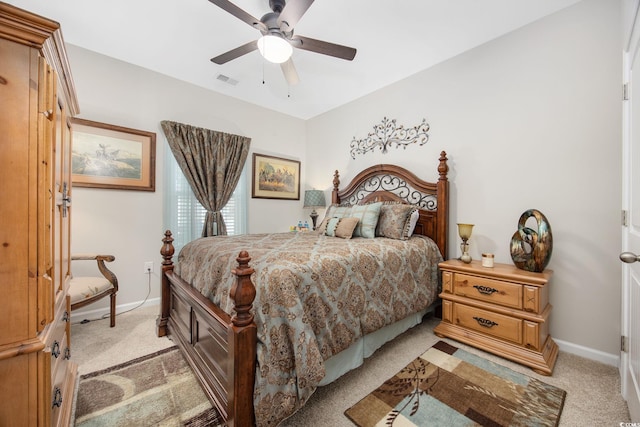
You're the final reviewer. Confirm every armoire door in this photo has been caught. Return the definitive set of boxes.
[53,95,72,302]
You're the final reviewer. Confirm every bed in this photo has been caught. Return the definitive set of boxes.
[156,152,450,427]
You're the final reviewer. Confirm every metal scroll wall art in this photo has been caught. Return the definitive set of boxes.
[350,117,430,159]
[509,209,553,273]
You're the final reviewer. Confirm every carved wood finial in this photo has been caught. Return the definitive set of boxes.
[438,151,449,181]
[230,250,256,327]
[332,170,341,204]
[161,230,175,267]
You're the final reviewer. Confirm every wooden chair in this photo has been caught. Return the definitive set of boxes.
[69,254,118,327]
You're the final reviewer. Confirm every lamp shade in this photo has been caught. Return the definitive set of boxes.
[257,35,293,64]
[457,223,474,239]
[303,190,326,208]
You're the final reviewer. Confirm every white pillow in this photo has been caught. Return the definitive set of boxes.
[406,209,420,237]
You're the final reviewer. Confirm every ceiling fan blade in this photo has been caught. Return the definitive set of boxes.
[211,40,258,64]
[277,0,314,31]
[208,0,267,32]
[291,35,356,61]
[280,59,300,86]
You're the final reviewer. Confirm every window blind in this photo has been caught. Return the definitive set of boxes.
[164,151,247,253]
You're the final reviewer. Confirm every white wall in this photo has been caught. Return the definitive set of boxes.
[68,46,306,317]
[307,0,622,360]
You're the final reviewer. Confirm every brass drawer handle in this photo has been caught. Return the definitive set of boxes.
[64,347,71,360]
[52,387,62,408]
[473,316,498,328]
[62,311,70,322]
[473,285,498,295]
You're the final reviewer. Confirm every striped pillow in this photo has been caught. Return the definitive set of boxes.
[349,202,383,238]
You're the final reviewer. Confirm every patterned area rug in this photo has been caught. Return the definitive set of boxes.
[75,346,223,427]
[345,341,566,427]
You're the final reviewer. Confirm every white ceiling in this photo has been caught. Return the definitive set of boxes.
[8,0,583,119]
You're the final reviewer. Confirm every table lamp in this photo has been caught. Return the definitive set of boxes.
[303,190,326,230]
[457,223,474,263]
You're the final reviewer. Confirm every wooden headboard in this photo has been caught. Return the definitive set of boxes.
[331,151,449,258]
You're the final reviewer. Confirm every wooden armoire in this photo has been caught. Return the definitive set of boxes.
[0,3,80,426]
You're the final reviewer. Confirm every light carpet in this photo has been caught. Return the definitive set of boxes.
[71,305,631,426]
[345,340,565,426]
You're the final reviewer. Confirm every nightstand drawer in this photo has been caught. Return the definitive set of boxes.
[453,303,522,345]
[453,273,523,309]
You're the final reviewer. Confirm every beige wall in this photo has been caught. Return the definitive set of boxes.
[70,0,622,363]
[68,46,306,316]
[307,0,622,362]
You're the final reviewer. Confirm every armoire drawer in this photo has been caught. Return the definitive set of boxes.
[453,303,522,345]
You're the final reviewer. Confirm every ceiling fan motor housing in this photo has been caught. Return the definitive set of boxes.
[260,12,284,35]
[269,0,286,13]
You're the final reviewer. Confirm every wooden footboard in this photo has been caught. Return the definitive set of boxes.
[156,230,257,427]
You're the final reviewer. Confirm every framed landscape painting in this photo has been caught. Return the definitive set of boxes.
[252,153,300,200]
[71,118,156,191]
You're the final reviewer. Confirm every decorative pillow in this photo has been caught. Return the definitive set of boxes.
[406,208,420,237]
[316,216,331,234]
[349,202,383,238]
[320,204,351,225]
[324,217,359,239]
[376,203,418,240]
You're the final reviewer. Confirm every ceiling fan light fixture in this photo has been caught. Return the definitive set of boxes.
[257,34,292,64]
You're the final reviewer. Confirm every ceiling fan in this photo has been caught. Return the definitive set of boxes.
[208,0,357,85]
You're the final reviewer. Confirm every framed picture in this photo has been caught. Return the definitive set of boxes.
[252,153,300,200]
[71,118,156,191]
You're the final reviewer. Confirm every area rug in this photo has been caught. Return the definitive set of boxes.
[74,346,223,427]
[345,340,566,427]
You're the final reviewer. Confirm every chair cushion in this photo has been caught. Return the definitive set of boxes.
[69,276,114,304]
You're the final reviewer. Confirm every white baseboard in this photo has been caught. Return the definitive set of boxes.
[555,337,620,368]
[70,297,161,324]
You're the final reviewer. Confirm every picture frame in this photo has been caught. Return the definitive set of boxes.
[71,118,156,191]
[252,153,300,200]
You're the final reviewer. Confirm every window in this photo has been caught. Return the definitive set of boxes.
[164,152,247,253]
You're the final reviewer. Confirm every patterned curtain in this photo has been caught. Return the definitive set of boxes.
[161,120,251,236]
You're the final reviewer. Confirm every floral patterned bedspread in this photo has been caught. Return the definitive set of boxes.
[175,232,443,427]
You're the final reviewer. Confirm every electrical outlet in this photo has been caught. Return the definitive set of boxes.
[144,261,154,274]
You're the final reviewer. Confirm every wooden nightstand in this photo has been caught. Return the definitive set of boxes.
[433,259,558,375]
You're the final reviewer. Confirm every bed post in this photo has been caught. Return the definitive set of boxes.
[436,151,449,259]
[331,170,340,204]
[156,230,175,337]
[229,250,257,427]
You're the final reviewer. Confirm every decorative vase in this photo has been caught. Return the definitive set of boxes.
[510,209,552,272]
